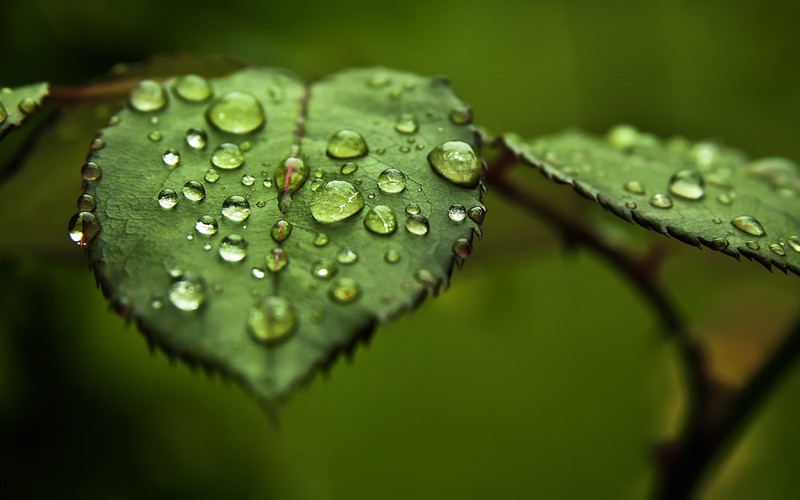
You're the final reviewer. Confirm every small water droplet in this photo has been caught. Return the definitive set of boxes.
[405,215,430,235]
[310,178,324,192]
[649,193,673,209]
[173,74,212,102]
[162,149,180,167]
[202,243,212,251]
[266,248,288,272]
[448,105,473,125]
[263,178,273,189]
[81,161,102,181]
[68,212,99,247]
[248,296,297,343]
[452,238,472,259]
[274,157,309,193]
[336,248,359,265]
[377,168,407,193]
[76,194,96,212]
[326,129,368,159]
[368,73,390,88]
[712,217,723,224]
[746,241,760,250]
[364,205,398,235]
[311,259,338,279]
[769,243,786,256]
[251,267,266,279]
[182,180,205,201]
[204,169,220,183]
[394,113,418,134]
[150,295,164,309]
[329,277,360,303]
[158,188,178,209]
[731,215,766,237]
[414,269,438,289]
[625,201,638,209]
[148,131,162,142]
[691,142,720,167]
[211,143,245,169]
[311,180,365,223]
[711,237,729,250]
[206,91,265,134]
[185,128,207,149]
[221,195,250,222]
[194,215,218,235]
[313,233,330,247]
[399,145,411,153]
[384,249,401,264]
[606,125,640,151]
[256,200,266,208]
[467,206,486,224]
[168,274,206,311]
[271,220,293,242]
[448,204,467,222]
[219,234,248,262]
[668,169,705,200]
[129,80,166,112]
[783,235,800,253]
[405,203,421,215]
[340,161,358,175]
[241,173,255,186]
[90,137,105,151]
[623,181,646,195]
[428,141,481,187]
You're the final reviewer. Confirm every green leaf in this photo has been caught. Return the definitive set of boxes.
[0,82,49,140]
[71,67,485,407]
[501,126,800,276]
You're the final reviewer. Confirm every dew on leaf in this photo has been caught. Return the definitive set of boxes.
[186,128,208,149]
[326,129,368,159]
[340,162,358,175]
[364,205,398,235]
[467,206,486,224]
[251,267,266,279]
[148,131,162,142]
[271,220,293,242]
[313,233,330,247]
[717,192,733,205]
[248,296,297,344]
[168,274,206,311]
[219,234,248,262]
[211,143,245,169]
[623,180,646,195]
[452,238,472,259]
[746,241,760,250]
[668,169,705,200]
[788,236,800,253]
[384,249,401,264]
[162,149,180,167]
[266,248,288,272]
[414,269,437,289]
[90,137,105,150]
[625,201,637,209]
[182,180,206,201]
[173,74,213,102]
[221,195,250,222]
[606,124,640,151]
[274,157,309,194]
[311,259,338,279]
[205,168,220,183]
[81,161,102,181]
[158,188,178,209]
[195,215,218,235]
[769,243,786,256]
[405,203,421,215]
[448,105,473,125]
[77,194,96,212]
[405,215,430,235]
[649,193,673,209]
[68,212,99,247]
[394,113,418,134]
[427,141,481,187]
[206,91,265,134]
[241,174,255,186]
[129,80,167,112]
[731,215,766,237]
[448,204,466,222]
[711,238,729,250]
[329,277,360,303]
[377,168,406,194]
[336,248,359,264]
[310,180,365,223]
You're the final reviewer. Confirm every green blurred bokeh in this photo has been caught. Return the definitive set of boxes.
[1,0,799,498]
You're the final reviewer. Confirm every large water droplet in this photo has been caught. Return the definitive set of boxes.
[185,128,207,149]
[336,248,359,264]
[206,91,265,134]
[271,220,293,242]
[311,259,338,279]
[248,296,297,344]
[364,205,397,235]
[731,215,766,236]
[330,277,360,303]
[162,149,180,167]
[668,169,705,200]
[182,180,205,201]
[210,143,245,169]
[394,113,418,134]
[81,161,102,181]
[68,212,99,247]
[219,234,248,262]
[448,204,466,222]
[326,130,368,159]
[377,168,407,193]
[266,248,288,272]
[428,141,481,187]
[129,80,166,112]
[221,195,250,222]
[173,74,212,102]
[158,188,178,209]
[168,274,206,311]
[311,180,365,222]
[195,215,218,235]
[274,157,309,193]
[769,243,786,256]
[623,181,646,195]
[405,215,430,235]
[467,206,486,224]
[649,193,673,209]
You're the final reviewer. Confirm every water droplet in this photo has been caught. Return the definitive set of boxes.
[649,193,673,209]
[256,200,266,208]
[173,74,212,102]
[311,259,338,279]
[89,137,105,150]
[625,201,637,209]
[326,130,368,159]
[394,113,418,134]
[399,145,411,153]
[185,128,207,149]
[271,220,293,242]
[691,142,720,167]
[241,173,255,186]
[428,141,481,187]
[452,238,472,259]
[448,105,473,125]
[329,277,360,303]
[266,248,288,272]
[150,295,164,309]
[204,169,220,183]
[467,206,486,224]
[336,248,359,264]
[194,215,218,235]
[746,241,760,250]
[405,203,421,215]
[368,73,390,88]
[310,178,324,192]
[162,149,180,167]
[129,80,166,112]
[448,204,466,222]
[206,91,265,134]
[158,188,178,209]
[219,234,248,262]
[769,243,786,256]
[68,212,99,247]
[787,236,800,252]
[712,217,723,224]
[263,178,273,189]
[313,233,329,247]
[377,168,407,193]
[76,194,96,212]
[717,192,733,205]
[168,274,206,311]
[364,205,398,235]
[81,161,101,181]
[148,131,162,142]
[711,238,729,250]
[405,215,430,235]
[274,157,309,193]
[384,249,401,264]
[182,180,205,201]
[414,269,438,289]
[340,162,358,175]
[211,143,245,169]
[221,195,250,222]
[311,180,365,222]
[623,181,646,195]
[731,215,766,236]
[606,124,640,150]
[248,296,297,344]
[668,169,705,200]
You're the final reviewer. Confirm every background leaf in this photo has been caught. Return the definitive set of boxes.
[0,82,48,140]
[502,127,800,276]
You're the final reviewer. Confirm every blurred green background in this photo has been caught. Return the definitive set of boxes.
[1,0,799,498]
